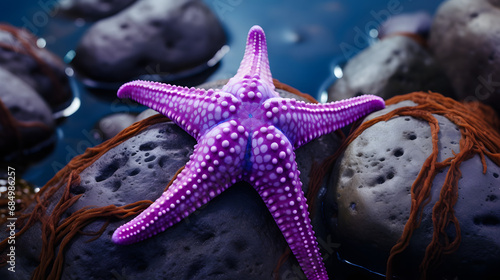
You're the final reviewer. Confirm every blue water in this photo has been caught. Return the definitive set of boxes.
[1,0,443,187]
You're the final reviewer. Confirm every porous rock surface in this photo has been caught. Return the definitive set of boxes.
[328,36,454,102]
[0,26,72,111]
[71,0,226,82]
[58,0,138,21]
[1,90,341,279]
[429,0,500,113]
[325,100,500,279]
[0,67,54,158]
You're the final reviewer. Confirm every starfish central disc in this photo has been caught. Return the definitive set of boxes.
[113,25,385,280]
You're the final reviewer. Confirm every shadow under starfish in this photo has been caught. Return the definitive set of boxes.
[113,25,385,280]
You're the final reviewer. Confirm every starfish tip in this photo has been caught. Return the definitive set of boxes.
[117,81,137,99]
[111,229,124,244]
[249,25,264,33]
[247,25,267,43]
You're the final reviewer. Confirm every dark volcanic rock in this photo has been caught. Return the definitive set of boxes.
[328,36,454,102]
[58,0,138,21]
[71,0,226,83]
[1,88,341,279]
[325,100,500,279]
[0,24,72,111]
[429,0,500,113]
[0,67,54,158]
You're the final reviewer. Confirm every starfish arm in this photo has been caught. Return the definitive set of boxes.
[262,95,385,148]
[248,125,328,280]
[112,121,249,245]
[222,25,275,95]
[117,80,241,140]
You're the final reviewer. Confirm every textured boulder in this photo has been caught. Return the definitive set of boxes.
[0,24,72,111]
[429,0,500,113]
[71,0,226,83]
[328,36,454,102]
[58,0,138,21]
[325,96,500,279]
[0,67,55,159]
[0,87,341,279]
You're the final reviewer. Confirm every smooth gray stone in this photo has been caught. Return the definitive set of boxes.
[97,112,137,140]
[72,0,226,82]
[328,36,454,102]
[0,67,54,158]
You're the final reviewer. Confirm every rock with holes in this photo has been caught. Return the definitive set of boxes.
[58,0,138,21]
[0,67,55,159]
[327,36,454,102]
[71,0,226,83]
[324,100,500,279]
[429,0,500,113]
[0,25,72,112]
[0,88,341,279]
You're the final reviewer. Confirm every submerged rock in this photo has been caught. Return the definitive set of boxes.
[429,0,500,113]
[71,0,226,83]
[325,92,500,279]
[328,36,454,102]
[0,67,54,159]
[58,0,138,21]
[0,84,340,279]
[0,24,72,112]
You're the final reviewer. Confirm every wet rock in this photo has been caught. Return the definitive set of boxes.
[0,67,54,159]
[328,36,454,102]
[429,0,500,113]
[97,112,137,140]
[2,86,340,279]
[0,24,72,112]
[71,0,226,83]
[58,0,138,21]
[326,99,500,279]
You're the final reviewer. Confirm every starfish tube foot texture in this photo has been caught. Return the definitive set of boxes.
[113,25,385,280]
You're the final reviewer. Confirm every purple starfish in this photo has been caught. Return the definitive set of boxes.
[113,25,385,279]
